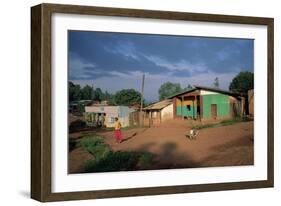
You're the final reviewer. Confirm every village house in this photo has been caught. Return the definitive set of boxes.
[248,89,254,117]
[83,86,247,128]
[84,105,135,128]
[169,86,245,121]
[143,99,173,126]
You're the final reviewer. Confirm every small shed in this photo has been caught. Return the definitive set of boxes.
[143,99,173,126]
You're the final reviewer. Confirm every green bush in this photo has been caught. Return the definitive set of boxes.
[138,152,153,168]
[69,139,77,151]
[78,136,103,150]
[69,119,87,133]
[84,151,139,172]
[77,102,85,113]
[78,135,154,173]
[78,136,110,158]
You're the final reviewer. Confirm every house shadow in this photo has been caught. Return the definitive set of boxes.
[136,141,199,170]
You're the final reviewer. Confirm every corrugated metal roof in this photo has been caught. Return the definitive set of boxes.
[168,85,241,99]
[85,106,135,117]
[194,85,241,97]
[167,88,197,99]
[143,99,173,110]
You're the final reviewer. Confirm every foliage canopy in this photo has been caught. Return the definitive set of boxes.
[229,71,254,94]
[114,89,142,106]
[158,82,182,100]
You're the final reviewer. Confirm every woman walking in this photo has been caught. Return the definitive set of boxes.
[114,117,122,143]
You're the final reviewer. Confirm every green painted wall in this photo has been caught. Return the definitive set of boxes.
[202,94,229,118]
[176,105,197,117]
[176,106,182,116]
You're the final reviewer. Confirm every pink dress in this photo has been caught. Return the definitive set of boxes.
[114,130,122,142]
[114,121,122,142]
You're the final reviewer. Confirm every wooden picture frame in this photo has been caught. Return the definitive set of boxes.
[31,3,274,202]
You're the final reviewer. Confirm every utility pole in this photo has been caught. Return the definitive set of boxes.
[91,84,94,100]
[140,73,145,127]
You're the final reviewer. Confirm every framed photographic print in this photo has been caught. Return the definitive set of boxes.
[31,3,274,202]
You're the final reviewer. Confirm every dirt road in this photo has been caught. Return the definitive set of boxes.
[69,120,254,173]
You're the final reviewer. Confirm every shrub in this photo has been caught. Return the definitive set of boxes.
[78,136,110,158]
[84,151,139,172]
[138,152,153,168]
[77,102,85,113]
[69,139,77,151]
[69,119,87,133]
[78,136,103,149]
[79,135,154,173]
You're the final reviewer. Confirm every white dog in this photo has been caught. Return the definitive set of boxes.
[186,129,199,140]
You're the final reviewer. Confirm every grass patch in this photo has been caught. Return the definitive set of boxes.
[192,117,252,130]
[220,119,240,126]
[84,151,153,172]
[220,117,251,126]
[78,136,111,158]
[78,136,103,147]
[84,151,138,172]
[192,124,216,130]
[78,135,154,173]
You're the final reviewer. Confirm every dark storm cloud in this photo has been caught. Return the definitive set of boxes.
[68,31,174,78]
[68,31,253,81]
[68,30,253,101]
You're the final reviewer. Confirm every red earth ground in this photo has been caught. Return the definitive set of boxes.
[68,120,254,173]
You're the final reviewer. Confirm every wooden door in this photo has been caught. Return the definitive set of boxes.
[211,104,217,120]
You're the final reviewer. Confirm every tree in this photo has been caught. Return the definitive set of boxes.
[81,85,93,100]
[69,81,82,101]
[213,77,219,88]
[114,89,142,106]
[68,81,117,103]
[158,82,182,100]
[103,91,111,100]
[103,90,116,105]
[229,71,254,94]
[93,88,103,101]
[183,84,193,90]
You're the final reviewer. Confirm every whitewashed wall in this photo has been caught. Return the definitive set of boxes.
[161,104,174,121]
